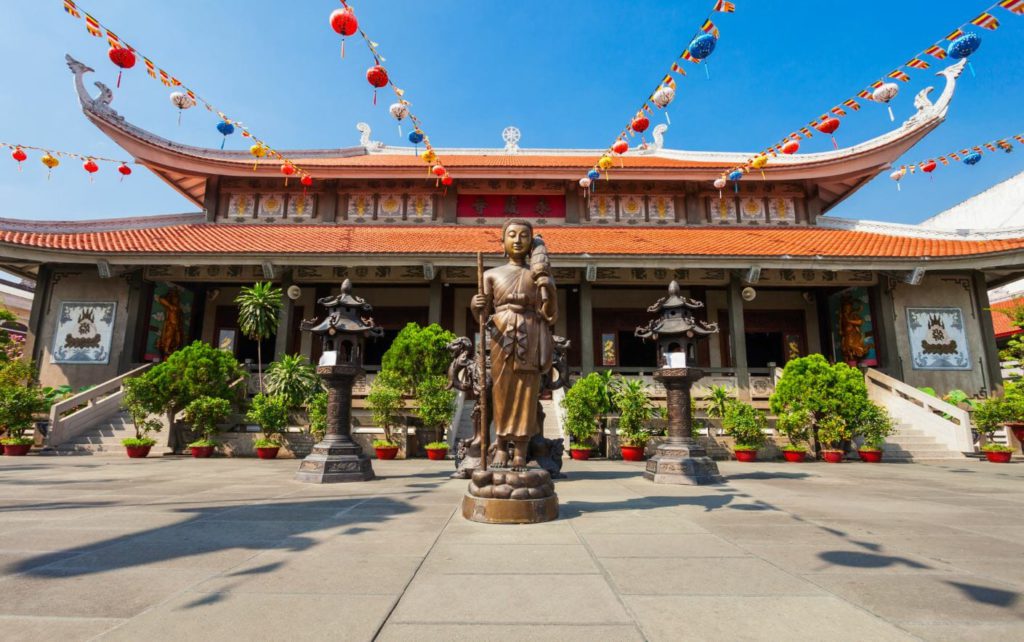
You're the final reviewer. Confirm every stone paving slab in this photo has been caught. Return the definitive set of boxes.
[0,455,1022,640]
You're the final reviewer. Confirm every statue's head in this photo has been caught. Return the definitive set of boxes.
[501,218,533,260]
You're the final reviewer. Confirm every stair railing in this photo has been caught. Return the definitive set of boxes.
[46,363,154,448]
[864,368,973,454]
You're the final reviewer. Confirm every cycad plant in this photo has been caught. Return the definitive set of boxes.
[235,282,283,392]
[265,354,322,409]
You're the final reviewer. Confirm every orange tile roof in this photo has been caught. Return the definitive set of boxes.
[289,154,729,169]
[4,224,1024,259]
[990,297,1024,339]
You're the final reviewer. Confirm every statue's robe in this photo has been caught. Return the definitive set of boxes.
[485,263,555,439]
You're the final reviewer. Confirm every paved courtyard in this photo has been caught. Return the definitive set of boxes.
[0,455,1021,641]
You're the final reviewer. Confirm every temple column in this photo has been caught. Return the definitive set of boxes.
[118,269,147,372]
[580,282,595,374]
[26,264,53,366]
[872,277,904,381]
[274,270,295,360]
[973,271,1004,395]
[203,176,220,222]
[727,274,750,400]
[428,278,442,326]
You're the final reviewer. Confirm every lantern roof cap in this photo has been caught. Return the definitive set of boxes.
[300,279,382,337]
[317,279,370,310]
[647,280,706,313]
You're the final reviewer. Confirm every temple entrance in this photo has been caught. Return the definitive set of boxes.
[718,308,807,368]
[745,331,786,368]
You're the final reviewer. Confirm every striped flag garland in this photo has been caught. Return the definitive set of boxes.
[700,19,720,38]
[887,70,911,82]
[681,50,700,64]
[971,13,1000,30]
[856,89,872,99]
[84,13,102,36]
[1000,0,1024,15]
[938,156,949,165]
[831,106,847,117]
[143,57,156,79]
[670,62,686,76]
[799,127,813,138]
[105,29,120,48]
[63,1,81,18]
[906,58,930,69]
[714,0,736,12]
[842,99,861,111]
[923,45,947,60]
[945,28,964,41]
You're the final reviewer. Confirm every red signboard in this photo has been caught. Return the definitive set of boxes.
[456,194,566,220]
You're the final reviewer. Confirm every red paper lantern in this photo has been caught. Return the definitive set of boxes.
[814,117,841,150]
[11,147,27,171]
[781,140,800,155]
[441,174,454,186]
[921,160,937,173]
[329,8,358,57]
[631,115,650,133]
[108,46,136,88]
[280,163,295,186]
[82,159,99,182]
[611,140,628,155]
[366,65,389,105]
[300,175,313,187]
[431,164,446,177]
[117,163,132,176]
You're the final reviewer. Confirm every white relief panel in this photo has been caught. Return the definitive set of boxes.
[739,197,766,224]
[347,194,375,222]
[709,197,737,224]
[649,195,675,224]
[589,195,616,223]
[768,197,796,224]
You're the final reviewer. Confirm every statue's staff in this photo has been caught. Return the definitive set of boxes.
[476,251,488,471]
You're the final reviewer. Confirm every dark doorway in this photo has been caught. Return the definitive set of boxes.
[745,332,785,368]
[214,305,274,368]
[617,330,657,368]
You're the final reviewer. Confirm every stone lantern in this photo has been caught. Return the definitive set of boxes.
[635,280,723,485]
[295,279,383,484]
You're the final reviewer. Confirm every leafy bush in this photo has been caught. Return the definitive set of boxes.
[769,354,871,453]
[981,442,1014,453]
[0,384,47,444]
[817,415,852,451]
[245,393,290,445]
[367,370,406,447]
[381,323,457,392]
[721,401,767,449]
[705,384,733,420]
[306,391,328,441]
[182,396,233,445]
[415,375,456,444]
[613,378,655,447]
[265,354,322,408]
[776,409,813,451]
[121,375,164,445]
[562,372,610,448]
[372,439,398,449]
[856,402,896,450]
[147,341,245,414]
[972,381,1024,437]
[425,441,448,450]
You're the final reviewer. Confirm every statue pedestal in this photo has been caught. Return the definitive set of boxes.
[644,368,723,486]
[295,364,375,484]
[461,468,559,524]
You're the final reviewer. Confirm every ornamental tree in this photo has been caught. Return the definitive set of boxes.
[414,374,456,445]
[235,282,283,392]
[381,323,456,392]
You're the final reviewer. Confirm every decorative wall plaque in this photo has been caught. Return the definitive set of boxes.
[907,307,971,370]
[408,194,434,222]
[347,194,375,222]
[227,193,255,219]
[287,194,316,219]
[739,197,766,224]
[768,197,796,223]
[50,302,117,364]
[649,195,675,224]
[258,193,285,220]
[709,197,737,224]
[619,195,646,224]
[378,193,404,222]
[589,195,616,223]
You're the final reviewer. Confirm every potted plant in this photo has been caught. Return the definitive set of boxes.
[121,375,164,458]
[856,402,896,463]
[721,400,767,462]
[613,378,655,461]
[245,392,289,459]
[424,441,449,460]
[415,375,456,457]
[776,409,812,462]
[367,370,405,459]
[562,373,606,459]
[818,414,852,463]
[972,387,1024,463]
[182,396,233,457]
[307,390,327,442]
[264,353,322,410]
[0,384,46,456]
[235,282,283,393]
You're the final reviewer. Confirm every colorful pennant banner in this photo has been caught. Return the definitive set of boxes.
[894,132,1021,179]
[583,0,739,184]
[60,1,310,181]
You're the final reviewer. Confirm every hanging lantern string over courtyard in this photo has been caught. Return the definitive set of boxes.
[60,1,312,183]
[335,1,453,187]
[894,131,1023,180]
[581,0,737,190]
[2,141,136,178]
[714,0,1023,193]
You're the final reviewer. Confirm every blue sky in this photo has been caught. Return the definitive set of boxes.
[2,1,1022,224]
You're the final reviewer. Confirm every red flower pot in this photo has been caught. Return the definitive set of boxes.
[125,445,152,458]
[426,448,448,461]
[782,450,806,463]
[620,445,646,461]
[1007,423,1024,443]
[858,449,883,463]
[570,448,591,461]
[190,445,214,458]
[733,449,758,462]
[2,444,31,456]
[375,446,399,460]
[823,450,844,463]
[256,447,280,460]
[985,450,1013,464]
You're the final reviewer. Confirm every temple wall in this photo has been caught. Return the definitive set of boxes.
[890,274,989,396]
[35,267,133,390]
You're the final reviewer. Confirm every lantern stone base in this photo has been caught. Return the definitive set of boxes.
[294,440,374,484]
[461,468,559,524]
[643,443,724,485]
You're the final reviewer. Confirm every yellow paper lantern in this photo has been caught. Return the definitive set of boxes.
[249,143,268,171]
[40,153,59,179]
[751,154,768,180]
[421,149,437,164]
[598,155,614,171]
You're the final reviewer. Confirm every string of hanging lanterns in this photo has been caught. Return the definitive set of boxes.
[889,132,1022,190]
[60,1,313,189]
[713,1,1022,195]
[330,1,453,189]
[578,0,737,195]
[2,141,136,181]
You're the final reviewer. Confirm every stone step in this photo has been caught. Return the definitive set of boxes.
[887,437,945,447]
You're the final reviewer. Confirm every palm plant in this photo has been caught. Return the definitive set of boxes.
[235,282,283,392]
[265,354,322,409]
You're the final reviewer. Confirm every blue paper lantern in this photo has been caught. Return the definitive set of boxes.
[946,32,981,59]
[587,169,601,182]
[962,152,982,166]
[688,33,717,60]
[408,131,424,144]
[727,169,742,182]
[216,121,235,149]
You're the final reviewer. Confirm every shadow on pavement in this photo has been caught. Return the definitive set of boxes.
[947,580,1020,608]
[562,493,736,517]
[818,550,930,570]
[723,471,811,481]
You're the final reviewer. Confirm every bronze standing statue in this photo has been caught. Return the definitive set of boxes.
[471,219,558,472]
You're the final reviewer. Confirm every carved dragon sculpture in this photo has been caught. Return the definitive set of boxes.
[356,122,385,150]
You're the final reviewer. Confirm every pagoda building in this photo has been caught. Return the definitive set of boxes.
[3,54,1022,411]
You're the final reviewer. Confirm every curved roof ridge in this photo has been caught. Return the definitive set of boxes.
[0,212,205,233]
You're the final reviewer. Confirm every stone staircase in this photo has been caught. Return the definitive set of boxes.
[881,423,966,461]
[540,398,561,440]
[53,410,138,455]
